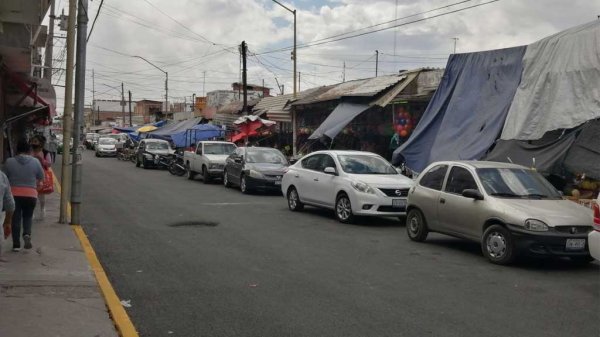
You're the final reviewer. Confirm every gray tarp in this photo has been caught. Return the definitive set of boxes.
[392,46,526,171]
[485,131,577,174]
[308,102,370,140]
[501,20,600,140]
[564,120,600,180]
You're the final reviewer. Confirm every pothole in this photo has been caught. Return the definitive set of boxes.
[168,221,219,228]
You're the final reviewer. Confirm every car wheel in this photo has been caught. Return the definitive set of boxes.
[569,255,594,265]
[223,170,231,188]
[142,159,150,169]
[287,187,304,211]
[335,193,354,224]
[135,157,140,167]
[482,225,516,265]
[240,174,250,194]
[202,166,211,184]
[187,165,195,180]
[406,209,428,242]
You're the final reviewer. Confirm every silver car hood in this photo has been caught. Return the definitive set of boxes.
[348,174,414,188]
[204,154,229,163]
[496,198,593,227]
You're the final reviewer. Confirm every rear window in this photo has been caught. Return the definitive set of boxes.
[419,165,448,191]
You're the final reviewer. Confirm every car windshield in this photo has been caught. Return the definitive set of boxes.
[146,142,170,150]
[477,168,562,199]
[99,138,117,145]
[337,155,397,175]
[246,148,287,164]
[204,143,236,155]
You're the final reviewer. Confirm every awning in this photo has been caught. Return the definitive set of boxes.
[2,65,56,123]
[308,102,370,140]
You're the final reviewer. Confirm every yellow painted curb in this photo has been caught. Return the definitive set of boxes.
[52,170,139,337]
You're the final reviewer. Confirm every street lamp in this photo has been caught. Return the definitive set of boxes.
[133,55,169,113]
[272,0,297,156]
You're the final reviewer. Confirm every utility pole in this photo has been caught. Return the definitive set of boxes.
[121,82,125,126]
[202,71,206,97]
[343,62,346,82]
[43,0,55,80]
[192,93,196,117]
[281,84,284,95]
[70,0,89,226]
[375,50,379,77]
[298,72,301,92]
[59,0,76,224]
[91,69,95,108]
[452,37,459,54]
[128,90,132,126]
[241,41,248,115]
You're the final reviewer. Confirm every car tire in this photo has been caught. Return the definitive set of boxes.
[287,187,304,211]
[569,255,594,265]
[406,209,428,242]
[240,174,251,194]
[482,225,516,265]
[202,166,211,184]
[187,165,195,180]
[335,193,355,224]
[142,159,149,169]
[223,170,231,188]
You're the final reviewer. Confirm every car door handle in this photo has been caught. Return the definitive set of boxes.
[440,198,446,204]
[314,178,319,182]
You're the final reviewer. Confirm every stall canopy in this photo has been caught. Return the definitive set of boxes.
[501,20,600,140]
[392,46,526,172]
[147,117,203,141]
[308,103,370,140]
[173,124,224,148]
[563,119,600,180]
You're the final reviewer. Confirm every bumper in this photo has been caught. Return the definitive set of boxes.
[508,225,591,257]
[588,231,600,261]
[245,175,283,191]
[349,192,407,217]
[208,168,224,178]
[97,150,117,156]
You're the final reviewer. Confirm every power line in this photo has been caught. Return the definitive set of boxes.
[258,0,500,54]
[86,0,104,42]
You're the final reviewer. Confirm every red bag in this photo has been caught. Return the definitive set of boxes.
[38,169,54,194]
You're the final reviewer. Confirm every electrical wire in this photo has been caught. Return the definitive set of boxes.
[86,0,104,42]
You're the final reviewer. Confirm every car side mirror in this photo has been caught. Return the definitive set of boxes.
[462,189,484,200]
[324,167,337,175]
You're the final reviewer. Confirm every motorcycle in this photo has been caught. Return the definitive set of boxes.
[168,151,187,176]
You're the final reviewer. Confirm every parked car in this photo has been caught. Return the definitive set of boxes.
[57,137,73,154]
[223,147,288,194]
[406,161,594,265]
[84,133,96,149]
[281,150,414,223]
[135,139,174,169]
[184,141,236,183]
[95,138,118,157]
[90,134,101,150]
[589,195,600,261]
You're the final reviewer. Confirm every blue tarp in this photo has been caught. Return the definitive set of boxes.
[113,126,136,133]
[172,124,224,148]
[146,117,203,143]
[392,46,527,172]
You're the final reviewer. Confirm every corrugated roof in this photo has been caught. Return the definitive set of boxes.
[292,75,404,106]
[253,87,326,123]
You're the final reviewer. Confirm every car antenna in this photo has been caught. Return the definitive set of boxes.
[506,157,513,164]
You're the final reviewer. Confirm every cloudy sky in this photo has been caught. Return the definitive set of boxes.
[49,0,600,113]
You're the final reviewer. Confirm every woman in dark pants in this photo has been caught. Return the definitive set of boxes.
[2,140,44,251]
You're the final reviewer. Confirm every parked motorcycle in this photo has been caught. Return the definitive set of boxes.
[168,151,187,176]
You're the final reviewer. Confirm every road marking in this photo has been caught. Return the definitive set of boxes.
[52,170,139,337]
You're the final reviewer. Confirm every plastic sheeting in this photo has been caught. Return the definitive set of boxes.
[172,124,224,148]
[147,117,203,140]
[564,120,600,180]
[501,20,600,140]
[392,46,526,171]
[308,102,370,140]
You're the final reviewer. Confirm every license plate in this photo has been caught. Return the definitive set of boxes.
[392,199,406,208]
[274,181,281,186]
[565,238,586,251]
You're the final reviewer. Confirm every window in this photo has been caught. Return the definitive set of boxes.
[317,155,336,172]
[246,148,287,164]
[337,155,396,175]
[445,166,478,195]
[419,165,448,191]
[301,154,322,171]
[196,145,203,155]
[477,168,561,199]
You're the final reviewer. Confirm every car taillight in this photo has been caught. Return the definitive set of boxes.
[593,201,600,231]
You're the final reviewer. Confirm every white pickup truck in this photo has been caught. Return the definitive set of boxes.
[184,141,237,183]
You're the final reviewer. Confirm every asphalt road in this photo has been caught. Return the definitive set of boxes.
[61,152,599,337]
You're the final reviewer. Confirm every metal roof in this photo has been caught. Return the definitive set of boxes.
[253,87,325,123]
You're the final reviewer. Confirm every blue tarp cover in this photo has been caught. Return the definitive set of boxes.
[172,124,224,148]
[392,46,527,172]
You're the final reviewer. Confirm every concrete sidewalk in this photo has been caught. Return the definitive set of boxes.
[0,191,118,337]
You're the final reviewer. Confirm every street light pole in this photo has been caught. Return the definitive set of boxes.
[272,0,297,155]
[133,55,168,114]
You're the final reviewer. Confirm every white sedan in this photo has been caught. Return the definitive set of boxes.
[281,150,414,223]
[589,195,600,261]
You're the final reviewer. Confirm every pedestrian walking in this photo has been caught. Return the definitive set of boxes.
[48,133,58,164]
[30,135,53,220]
[2,140,44,251]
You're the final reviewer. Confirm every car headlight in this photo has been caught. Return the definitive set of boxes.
[248,169,265,179]
[350,180,375,194]
[209,163,220,169]
[144,153,153,159]
[524,219,549,232]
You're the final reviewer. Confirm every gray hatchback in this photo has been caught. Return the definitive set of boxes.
[406,161,593,265]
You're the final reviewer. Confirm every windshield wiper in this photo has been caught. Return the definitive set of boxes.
[490,192,522,198]
[524,193,549,199]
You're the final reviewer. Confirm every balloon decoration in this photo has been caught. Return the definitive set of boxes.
[394,106,414,139]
